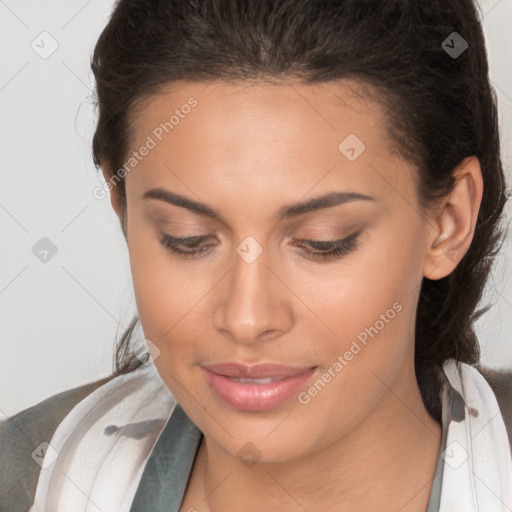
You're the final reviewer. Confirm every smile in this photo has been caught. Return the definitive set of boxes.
[201,362,318,411]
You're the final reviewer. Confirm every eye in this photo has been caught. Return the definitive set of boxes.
[158,231,215,259]
[294,230,362,261]
[157,230,362,261]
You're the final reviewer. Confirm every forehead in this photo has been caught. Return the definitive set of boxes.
[125,79,415,213]
[130,78,389,146]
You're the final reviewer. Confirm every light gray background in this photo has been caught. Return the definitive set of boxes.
[1,0,511,417]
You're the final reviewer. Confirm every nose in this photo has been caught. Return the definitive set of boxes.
[212,242,294,346]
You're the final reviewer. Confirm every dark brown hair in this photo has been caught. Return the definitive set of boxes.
[90,0,509,421]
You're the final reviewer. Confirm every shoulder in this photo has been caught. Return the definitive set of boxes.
[0,376,113,512]
[475,364,512,450]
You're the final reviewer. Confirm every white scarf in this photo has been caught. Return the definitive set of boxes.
[28,360,512,511]
[437,360,512,510]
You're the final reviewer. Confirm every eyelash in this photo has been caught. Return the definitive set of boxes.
[158,230,361,261]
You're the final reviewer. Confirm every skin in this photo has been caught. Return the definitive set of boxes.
[103,79,483,511]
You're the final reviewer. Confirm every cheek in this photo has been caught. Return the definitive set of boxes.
[127,228,217,367]
[127,230,182,339]
[313,229,417,341]
[307,223,422,392]
[292,261,418,449]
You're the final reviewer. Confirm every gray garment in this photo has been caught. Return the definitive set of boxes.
[1,365,511,512]
[129,403,203,512]
[0,376,113,512]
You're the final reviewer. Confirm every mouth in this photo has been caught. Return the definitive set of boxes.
[201,362,318,411]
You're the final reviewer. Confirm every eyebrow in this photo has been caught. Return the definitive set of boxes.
[143,187,375,223]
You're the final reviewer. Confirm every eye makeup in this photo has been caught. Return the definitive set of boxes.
[157,229,363,262]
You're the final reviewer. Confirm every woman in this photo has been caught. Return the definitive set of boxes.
[1,0,511,511]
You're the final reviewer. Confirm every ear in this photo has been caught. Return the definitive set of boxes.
[101,165,123,218]
[422,156,484,280]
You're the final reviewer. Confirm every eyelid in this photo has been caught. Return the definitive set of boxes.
[301,231,358,247]
[157,228,363,262]
[160,233,212,244]
[159,227,363,246]
[161,232,355,246]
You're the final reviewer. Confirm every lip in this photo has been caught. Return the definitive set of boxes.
[201,362,318,411]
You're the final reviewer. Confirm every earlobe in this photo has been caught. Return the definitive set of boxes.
[422,156,483,280]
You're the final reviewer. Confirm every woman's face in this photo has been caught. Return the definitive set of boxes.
[120,79,439,463]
